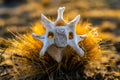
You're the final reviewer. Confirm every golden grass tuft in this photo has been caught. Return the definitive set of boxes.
[1,21,102,79]
[76,23,101,61]
[9,22,101,61]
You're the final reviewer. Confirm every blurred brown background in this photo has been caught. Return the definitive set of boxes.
[0,0,120,38]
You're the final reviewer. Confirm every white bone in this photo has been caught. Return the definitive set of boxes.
[41,14,54,30]
[68,15,80,27]
[32,33,45,42]
[54,7,66,25]
[32,7,87,62]
[68,40,84,56]
[40,39,53,56]
[32,33,54,56]
[56,7,65,21]
[77,34,87,42]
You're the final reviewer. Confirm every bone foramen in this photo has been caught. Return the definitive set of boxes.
[32,7,87,57]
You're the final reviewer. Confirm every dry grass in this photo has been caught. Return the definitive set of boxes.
[0,21,102,79]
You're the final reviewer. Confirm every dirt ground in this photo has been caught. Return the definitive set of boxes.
[0,0,120,80]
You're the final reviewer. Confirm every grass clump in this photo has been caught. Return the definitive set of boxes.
[0,21,102,79]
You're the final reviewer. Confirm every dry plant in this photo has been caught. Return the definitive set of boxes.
[0,19,102,79]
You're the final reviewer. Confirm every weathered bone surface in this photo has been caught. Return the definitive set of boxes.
[32,7,87,60]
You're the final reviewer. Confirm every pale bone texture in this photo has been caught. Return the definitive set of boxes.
[32,7,87,62]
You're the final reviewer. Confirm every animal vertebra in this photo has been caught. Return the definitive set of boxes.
[32,7,87,57]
